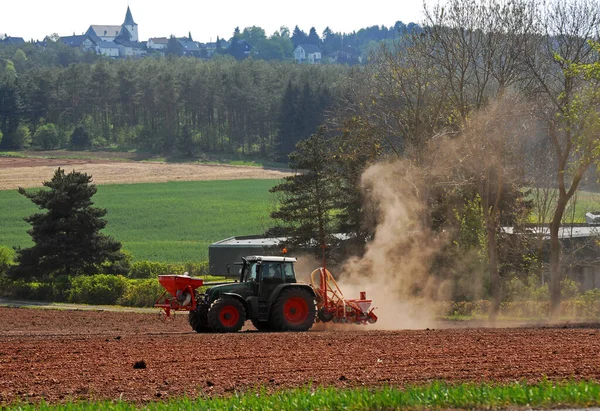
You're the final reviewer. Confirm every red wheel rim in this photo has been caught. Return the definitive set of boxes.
[283,297,309,324]
[219,305,239,327]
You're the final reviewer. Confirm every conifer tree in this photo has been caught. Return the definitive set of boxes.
[10,168,124,280]
[268,126,337,255]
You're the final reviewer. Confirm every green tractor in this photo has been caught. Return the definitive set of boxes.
[188,256,317,333]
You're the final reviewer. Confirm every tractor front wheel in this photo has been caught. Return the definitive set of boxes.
[207,297,246,333]
[270,288,316,332]
[188,304,210,333]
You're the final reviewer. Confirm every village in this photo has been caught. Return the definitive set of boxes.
[0,6,331,64]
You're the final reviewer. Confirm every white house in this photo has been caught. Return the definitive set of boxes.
[96,41,120,57]
[293,44,322,64]
[147,37,168,50]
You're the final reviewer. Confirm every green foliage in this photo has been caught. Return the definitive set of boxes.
[6,380,600,410]
[70,125,91,149]
[11,168,124,280]
[0,245,14,275]
[118,278,164,306]
[0,179,277,263]
[11,124,31,149]
[128,261,170,278]
[269,127,338,255]
[68,274,128,305]
[0,53,347,156]
[32,123,63,150]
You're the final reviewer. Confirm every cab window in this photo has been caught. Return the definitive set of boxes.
[283,263,295,281]
[261,262,283,281]
[246,263,258,282]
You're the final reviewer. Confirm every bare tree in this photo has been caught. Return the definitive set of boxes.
[429,96,532,320]
[524,0,600,316]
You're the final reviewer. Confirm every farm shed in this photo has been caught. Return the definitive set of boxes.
[209,236,286,277]
[503,224,600,290]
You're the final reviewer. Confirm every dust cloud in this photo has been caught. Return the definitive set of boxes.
[335,160,448,330]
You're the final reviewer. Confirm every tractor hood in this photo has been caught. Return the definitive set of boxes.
[206,282,249,302]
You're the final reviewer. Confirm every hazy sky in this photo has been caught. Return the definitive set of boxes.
[0,0,427,43]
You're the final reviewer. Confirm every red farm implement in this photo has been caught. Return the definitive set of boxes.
[310,267,378,325]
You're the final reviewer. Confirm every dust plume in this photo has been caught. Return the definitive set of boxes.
[336,160,448,330]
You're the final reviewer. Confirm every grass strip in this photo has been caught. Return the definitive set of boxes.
[8,379,600,410]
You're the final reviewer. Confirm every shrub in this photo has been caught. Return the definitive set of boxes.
[70,125,91,149]
[128,260,170,278]
[68,274,128,305]
[11,124,31,149]
[119,279,164,307]
[0,246,15,275]
[32,123,62,150]
[5,280,54,301]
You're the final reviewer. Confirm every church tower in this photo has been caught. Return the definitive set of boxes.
[122,6,138,42]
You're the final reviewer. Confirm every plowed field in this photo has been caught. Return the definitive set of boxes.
[0,307,599,405]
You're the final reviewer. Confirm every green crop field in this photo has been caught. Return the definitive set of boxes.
[6,380,600,410]
[0,179,279,263]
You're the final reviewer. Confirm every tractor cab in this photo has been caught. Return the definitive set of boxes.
[241,256,298,284]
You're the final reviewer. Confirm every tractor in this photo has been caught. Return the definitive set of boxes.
[155,254,377,332]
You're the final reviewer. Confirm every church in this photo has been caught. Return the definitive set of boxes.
[86,6,138,42]
[83,6,144,57]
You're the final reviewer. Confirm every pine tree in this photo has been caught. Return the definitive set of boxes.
[274,80,300,161]
[268,126,337,256]
[10,168,124,280]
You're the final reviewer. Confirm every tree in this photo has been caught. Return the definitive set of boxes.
[70,124,91,149]
[32,123,61,149]
[166,35,183,57]
[307,27,321,46]
[291,26,307,48]
[10,168,124,280]
[523,0,600,316]
[268,126,338,255]
[432,96,532,320]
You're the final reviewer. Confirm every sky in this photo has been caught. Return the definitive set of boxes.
[0,0,427,43]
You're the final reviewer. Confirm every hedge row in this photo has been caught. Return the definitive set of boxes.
[0,273,227,307]
[438,290,600,318]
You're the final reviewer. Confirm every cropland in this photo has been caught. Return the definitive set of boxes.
[0,306,599,405]
[0,156,289,262]
[0,155,290,190]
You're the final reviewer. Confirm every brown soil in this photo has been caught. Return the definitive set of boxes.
[0,307,599,405]
[0,157,291,190]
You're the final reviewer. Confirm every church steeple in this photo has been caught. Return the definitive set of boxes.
[121,6,138,42]
[123,6,136,26]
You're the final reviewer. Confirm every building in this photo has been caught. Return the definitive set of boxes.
[86,25,122,42]
[147,37,168,50]
[293,44,322,64]
[209,236,286,277]
[58,35,96,52]
[84,6,142,58]
[503,224,600,291]
[0,36,25,45]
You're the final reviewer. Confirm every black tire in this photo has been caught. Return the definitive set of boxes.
[251,318,273,332]
[270,288,316,332]
[188,304,211,333]
[207,296,246,333]
[318,307,334,323]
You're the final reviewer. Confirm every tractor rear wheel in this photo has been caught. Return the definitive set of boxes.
[207,297,246,333]
[188,304,210,333]
[270,288,316,332]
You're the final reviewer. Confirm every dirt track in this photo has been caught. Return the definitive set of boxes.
[0,157,291,190]
[0,307,599,404]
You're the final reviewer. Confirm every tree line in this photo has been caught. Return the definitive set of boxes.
[0,55,344,158]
